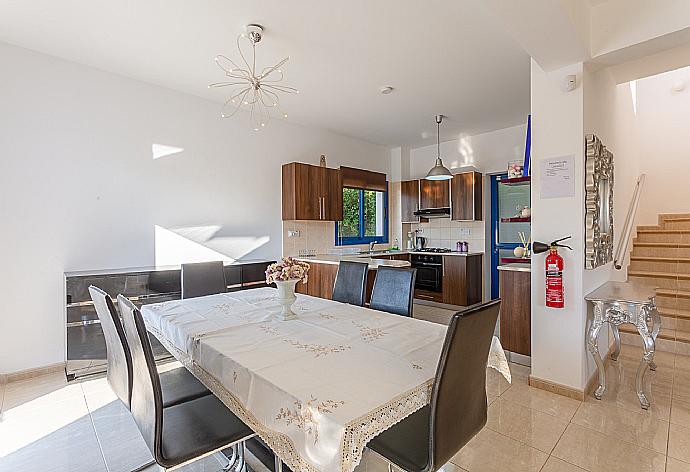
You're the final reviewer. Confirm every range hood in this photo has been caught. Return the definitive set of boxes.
[413,207,451,218]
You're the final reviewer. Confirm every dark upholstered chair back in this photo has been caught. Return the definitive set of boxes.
[428,299,501,470]
[369,267,417,317]
[117,295,163,459]
[332,261,369,306]
[181,261,227,299]
[89,286,133,409]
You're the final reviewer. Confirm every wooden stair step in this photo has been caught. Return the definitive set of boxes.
[631,256,690,263]
[658,307,690,320]
[628,270,690,280]
[637,229,690,234]
[633,242,690,248]
[656,288,690,299]
[618,325,690,343]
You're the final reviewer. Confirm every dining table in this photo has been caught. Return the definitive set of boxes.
[141,287,510,472]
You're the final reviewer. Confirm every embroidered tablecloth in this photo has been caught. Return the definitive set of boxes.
[141,288,508,472]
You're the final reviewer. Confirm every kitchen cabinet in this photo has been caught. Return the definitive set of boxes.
[401,180,421,223]
[282,163,343,221]
[295,261,338,299]
[442,254,483,306]
[420,179,450,209]
[451,171,483,221]
[499,268,531,356]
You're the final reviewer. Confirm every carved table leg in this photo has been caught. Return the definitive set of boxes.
[635,319,655,410]
[648,308,661,371]
[610,324,621,361]
[588,309,606,400]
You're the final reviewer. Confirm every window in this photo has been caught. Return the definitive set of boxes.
[336,186,388,245]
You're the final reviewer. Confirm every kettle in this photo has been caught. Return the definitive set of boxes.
[415,236,426,251]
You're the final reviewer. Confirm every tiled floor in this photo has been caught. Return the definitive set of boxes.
[3,306,690,472]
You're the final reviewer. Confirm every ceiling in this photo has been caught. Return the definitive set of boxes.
[0,0,530,146]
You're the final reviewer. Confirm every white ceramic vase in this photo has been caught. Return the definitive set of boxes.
[275,279,299,321]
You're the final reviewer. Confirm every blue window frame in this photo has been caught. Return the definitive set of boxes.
[335,185,389,246]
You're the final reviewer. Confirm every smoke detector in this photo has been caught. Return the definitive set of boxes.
[379,86,394,95]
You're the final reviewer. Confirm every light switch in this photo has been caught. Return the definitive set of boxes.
[458,228,471,236]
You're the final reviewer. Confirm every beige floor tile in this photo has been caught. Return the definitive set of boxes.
[499,384,581,421]
[571,401,669,453]
[671,398,690,427]
[486,397,569,453]
[552,423,666,472]
[667,458,690,472]
[540,457,588,472]
[584,367,672,420]
[2,372,79,412]
[450,428,548,472]
[669,423,690,463]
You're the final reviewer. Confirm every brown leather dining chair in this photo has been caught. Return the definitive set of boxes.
[89,286,210,410]
[181,261,227,299]
[332,261,369,306]
[118,294,254,471]
[369,266,417,317]
[367,299,501,472]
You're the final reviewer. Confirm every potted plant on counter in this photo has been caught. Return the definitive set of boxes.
[265,257,310,320]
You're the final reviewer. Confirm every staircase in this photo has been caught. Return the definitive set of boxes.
[622,213,690,354]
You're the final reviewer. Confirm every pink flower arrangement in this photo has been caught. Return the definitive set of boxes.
[265,257,310,284]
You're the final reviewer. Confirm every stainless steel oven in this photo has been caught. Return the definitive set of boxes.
[411,254,443,292]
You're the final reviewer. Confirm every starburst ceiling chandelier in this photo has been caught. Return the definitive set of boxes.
[209,24,298,131]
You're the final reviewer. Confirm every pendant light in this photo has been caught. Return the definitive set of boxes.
[425,114,453,181]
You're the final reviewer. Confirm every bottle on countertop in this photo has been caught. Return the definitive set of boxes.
[391,238,400,251]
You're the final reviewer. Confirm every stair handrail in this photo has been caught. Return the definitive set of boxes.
[614,174,646,270]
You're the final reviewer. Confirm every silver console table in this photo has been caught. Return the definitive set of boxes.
[585,281,660,409]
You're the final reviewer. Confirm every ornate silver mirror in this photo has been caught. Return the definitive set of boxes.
[585,134,614,269]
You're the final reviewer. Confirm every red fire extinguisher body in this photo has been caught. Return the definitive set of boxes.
[545,248,564,308]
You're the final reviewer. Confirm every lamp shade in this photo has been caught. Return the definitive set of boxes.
[425,158,453,180]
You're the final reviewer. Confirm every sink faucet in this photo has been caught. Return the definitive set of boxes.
[369,241,378,252]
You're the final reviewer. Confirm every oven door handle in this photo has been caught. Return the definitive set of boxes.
[412,262,443,267]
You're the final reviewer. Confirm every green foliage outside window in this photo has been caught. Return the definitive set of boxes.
[337,187,388,245]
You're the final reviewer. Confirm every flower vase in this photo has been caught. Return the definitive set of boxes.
[275,279,299,321]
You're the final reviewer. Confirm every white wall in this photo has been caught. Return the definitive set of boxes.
[408,124,527,179]
[0,43,389,374]
[633,65,690,225]
[530,60,589,390]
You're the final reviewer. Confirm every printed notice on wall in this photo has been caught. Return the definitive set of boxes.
[539,155,575,199]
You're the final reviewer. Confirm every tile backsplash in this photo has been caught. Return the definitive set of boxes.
[410,218,486,252]
[282,221,392,257]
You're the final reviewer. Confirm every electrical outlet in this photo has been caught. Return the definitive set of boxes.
[416,228,424,234]
[287,230,300,238]
[458,228,471,236]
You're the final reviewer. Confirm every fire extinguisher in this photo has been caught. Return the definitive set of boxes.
[533,236,572,309]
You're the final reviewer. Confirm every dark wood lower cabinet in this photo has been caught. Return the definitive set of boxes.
[499,269,531,356]
[296,262,338,299]
[442,254,482,306]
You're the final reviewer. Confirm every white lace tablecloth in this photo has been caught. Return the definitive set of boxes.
[141,288,509,472]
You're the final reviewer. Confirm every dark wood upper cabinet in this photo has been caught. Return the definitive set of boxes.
[282,163,343,221]
[442,254,482,306]
[451,171,483,221]
[401,180,421,223]
[420,179,450,209]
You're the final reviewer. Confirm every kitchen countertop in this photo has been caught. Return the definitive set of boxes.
[497,263,531,273]
[295,254,411,269]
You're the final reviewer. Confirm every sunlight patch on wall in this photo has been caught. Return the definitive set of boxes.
[154,225,270,266]
[155,225,234,266]
[629,80,637,116]
[152,143,184,160]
